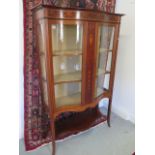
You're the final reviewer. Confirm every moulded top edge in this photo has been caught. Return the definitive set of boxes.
[32,4,125,17]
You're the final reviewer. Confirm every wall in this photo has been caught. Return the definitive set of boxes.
[114,0,135,123]
[19,0,135,139]
[100,0,135,123]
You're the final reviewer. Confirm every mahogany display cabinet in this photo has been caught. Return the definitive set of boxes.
[32,4,123,155]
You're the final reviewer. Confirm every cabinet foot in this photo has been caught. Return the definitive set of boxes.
[107,119,111,127]
[52,140,56,155]
[107,98,112,128]
[50,120,56,155]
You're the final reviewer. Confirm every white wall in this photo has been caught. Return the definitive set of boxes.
[19,0,135,139]
[100,0,135,123]
[114,0,135,123]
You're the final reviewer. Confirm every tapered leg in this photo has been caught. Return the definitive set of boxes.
[52,139,56,155]
[51,120,56,155]
[107,98,112,127]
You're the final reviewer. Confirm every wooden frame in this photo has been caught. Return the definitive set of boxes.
[32,5,123,155]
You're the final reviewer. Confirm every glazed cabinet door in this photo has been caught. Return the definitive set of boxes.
[50,21,86,108]
[94,24,115,98]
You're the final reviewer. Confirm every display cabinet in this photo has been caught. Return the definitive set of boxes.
[32,4,123,155]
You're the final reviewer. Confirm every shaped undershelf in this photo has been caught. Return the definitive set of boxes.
[55,107,107,140]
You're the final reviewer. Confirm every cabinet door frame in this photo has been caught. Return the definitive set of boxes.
[92,22,120,101]
[47,19,87,113]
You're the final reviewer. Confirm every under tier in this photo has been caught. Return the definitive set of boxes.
[55,106,107,140]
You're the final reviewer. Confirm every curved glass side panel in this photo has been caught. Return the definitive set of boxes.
[94,25,115,98]
[38,23,49,106]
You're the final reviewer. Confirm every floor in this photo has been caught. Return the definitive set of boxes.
[19,108,135,155]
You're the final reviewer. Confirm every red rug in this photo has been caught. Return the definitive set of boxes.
[23,0,116,151]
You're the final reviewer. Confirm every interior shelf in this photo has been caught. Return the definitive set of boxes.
[97,69,111,77]
[56,92,81,107]
[99,48,112,53]
[53,50,82,56]
[55,107,107,140]
[54,71,81,84]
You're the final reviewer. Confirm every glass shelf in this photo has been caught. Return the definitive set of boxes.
[53,50,82,56]
[96,69,111,76]
[54,71,81,84]
[99,48,112,53]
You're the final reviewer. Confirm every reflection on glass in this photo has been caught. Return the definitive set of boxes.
[106,52,112,72]
[55,82,81,107]
[99,26,115,51]
[95,75,105,97]
[38,24,48,106]
[99,98,109,108]
[42,81,48,105]
[94,25,115,98]
[97,52,108,76]
[103,74,110,90]
[51,24,83,107]
[53,55,82,84]
[40,55,46,80]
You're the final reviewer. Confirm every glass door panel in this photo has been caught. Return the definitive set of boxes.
[94,25,115,98]
[54,82,81,107]
[52,24,83,55]
[53,55,82,84]
[51,23,83,107]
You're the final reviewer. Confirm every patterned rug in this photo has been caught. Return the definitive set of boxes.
[23,0,116,151]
